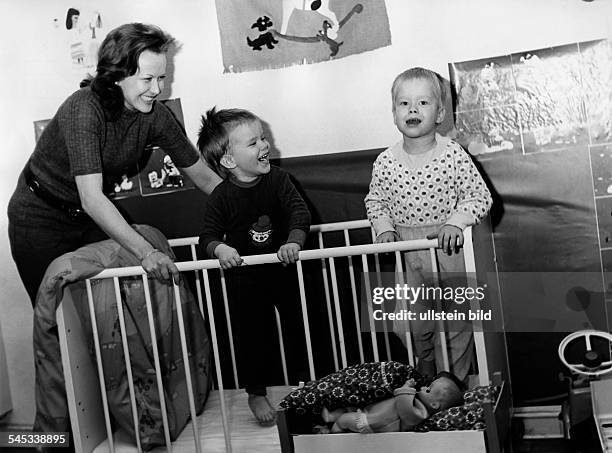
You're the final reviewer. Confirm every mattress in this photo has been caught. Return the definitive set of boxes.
[93,385,294,453]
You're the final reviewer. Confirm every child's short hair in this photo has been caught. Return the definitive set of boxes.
[197,107,260,177]
[391,67,447,109]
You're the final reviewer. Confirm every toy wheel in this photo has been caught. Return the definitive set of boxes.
[558,330,612,377]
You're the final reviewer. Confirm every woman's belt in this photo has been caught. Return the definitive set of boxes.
[23,165,89,221]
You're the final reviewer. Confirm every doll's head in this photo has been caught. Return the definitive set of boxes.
[417,371,465,415]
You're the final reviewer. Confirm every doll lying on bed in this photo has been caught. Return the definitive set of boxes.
[280,361,465,434]
[320,371,465,433]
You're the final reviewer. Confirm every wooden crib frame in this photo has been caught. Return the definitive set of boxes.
[56,218,511,453]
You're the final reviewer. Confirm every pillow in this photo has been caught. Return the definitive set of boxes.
[463,384,500,404]
[414,384,500,432]
[279,361,427,417]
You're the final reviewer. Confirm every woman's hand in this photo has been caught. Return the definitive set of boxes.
[75,173,181,284]
[214,244,243,269]
[141,249,180,284]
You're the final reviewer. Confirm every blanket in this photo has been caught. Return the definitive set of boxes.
[279,361,426,417]
[33,224,212,450]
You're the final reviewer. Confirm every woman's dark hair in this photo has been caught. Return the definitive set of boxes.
[87,23,174,119]
[65,8,79,30]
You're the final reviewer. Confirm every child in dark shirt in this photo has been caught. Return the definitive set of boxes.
[198,107,311,425]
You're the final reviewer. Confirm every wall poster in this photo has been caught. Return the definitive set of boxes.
[215,0,391,72]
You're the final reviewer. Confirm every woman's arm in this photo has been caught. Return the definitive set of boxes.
[75,173,179,283]
[181,158,222,195]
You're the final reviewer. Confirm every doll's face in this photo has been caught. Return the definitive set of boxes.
[417,377,457,412]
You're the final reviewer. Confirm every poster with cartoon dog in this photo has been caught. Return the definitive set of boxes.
[215,0,391,72]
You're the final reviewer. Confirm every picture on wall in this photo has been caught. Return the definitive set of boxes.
[106,173,141,201]
[138,146,194,197]
[448,38,612,333]
[450,39,612,157]
[64,7,103,71]
[215,0,391,72]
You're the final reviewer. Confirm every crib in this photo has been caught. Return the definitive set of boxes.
[55,218,512,453]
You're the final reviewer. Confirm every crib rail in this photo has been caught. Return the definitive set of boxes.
[89,238,440,277]
[57,220,490,453]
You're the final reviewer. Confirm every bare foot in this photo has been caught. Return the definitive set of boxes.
[248,394,276,426]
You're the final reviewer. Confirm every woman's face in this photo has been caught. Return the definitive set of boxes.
[117,50,167,113]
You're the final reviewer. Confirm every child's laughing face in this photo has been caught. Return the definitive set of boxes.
[224,120,271,182]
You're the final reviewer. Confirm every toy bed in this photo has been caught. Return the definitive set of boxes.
[55,218,511,453]
[277,377,510,453]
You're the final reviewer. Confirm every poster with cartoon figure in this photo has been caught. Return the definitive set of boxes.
[64,7,103,74]
[137,98,194,196]
[138,147,194,196]
[215,0,391,72]
[106,173,140,200]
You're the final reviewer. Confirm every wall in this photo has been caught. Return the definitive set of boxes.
[1,0,611,427]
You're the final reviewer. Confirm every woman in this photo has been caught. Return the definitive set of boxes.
[8,23,222,305]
